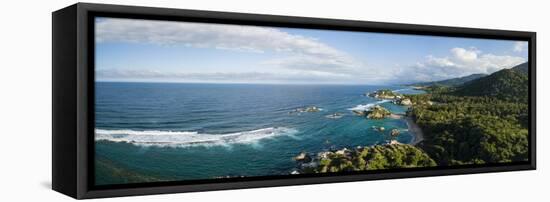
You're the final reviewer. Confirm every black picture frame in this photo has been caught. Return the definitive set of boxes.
[52,3,536,199]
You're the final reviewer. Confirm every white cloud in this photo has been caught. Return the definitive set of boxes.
[96,68,355,84]
[95,18,528,84]
[261,55,362,74]
[513,41,528,52]
[403,47,526,82]
[451,47,480,62]
[96,18,360,73]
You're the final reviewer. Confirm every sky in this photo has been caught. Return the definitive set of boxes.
[95,17,528,85]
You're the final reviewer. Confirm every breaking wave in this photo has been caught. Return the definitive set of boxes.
[392,88,408,92]
[348,100,391,111]
[95,127,298,147]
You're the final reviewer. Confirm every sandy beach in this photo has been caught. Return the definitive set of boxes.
[388,113,404,119]
[387,113,424,145]
[405,116,424,145]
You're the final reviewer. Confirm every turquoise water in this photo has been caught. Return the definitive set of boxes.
[95,82,424,185]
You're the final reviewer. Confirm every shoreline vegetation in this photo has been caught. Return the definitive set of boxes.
[293,62,528,174]
[387,113,423,146]
[293,144,436,174]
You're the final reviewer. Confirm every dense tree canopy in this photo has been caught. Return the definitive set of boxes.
[303,144,436,173]
[454,68,528,103]
[407,66,529,165]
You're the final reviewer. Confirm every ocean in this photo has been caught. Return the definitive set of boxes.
[94,82,424,185]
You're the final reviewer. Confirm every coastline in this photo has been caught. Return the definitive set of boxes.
[383,113,424,145]
[405,116,424,145]
[96,84,430,182]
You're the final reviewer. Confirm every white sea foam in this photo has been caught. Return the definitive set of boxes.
[348,100,391,111]
[392,88,408,92]
[95,127,298,147]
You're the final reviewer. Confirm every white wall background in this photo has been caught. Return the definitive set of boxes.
[0,0,546,201]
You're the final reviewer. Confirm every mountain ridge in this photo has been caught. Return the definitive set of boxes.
[452,62,528,102]
[410,73,487,87]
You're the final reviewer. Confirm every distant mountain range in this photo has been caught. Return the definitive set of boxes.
[410,62,528,88]
[411,73,487,87]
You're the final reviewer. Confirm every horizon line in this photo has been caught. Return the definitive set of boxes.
[95,80,411,86]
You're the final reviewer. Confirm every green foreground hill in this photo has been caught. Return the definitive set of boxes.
[407,62,529,165]
[302,144,436,173]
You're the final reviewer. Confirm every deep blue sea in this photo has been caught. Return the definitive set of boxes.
[94,82,424,184]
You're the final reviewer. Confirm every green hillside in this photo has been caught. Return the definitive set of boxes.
[406,62,529,165]
[453,64,528,102]
[512,62,528,74]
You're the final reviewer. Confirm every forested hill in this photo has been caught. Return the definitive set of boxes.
[411,73,487,87]
[406,62,529,166]
[512,62,528,74]
[453,63,528,102]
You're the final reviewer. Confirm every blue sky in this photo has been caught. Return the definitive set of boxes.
[95,17,528,84]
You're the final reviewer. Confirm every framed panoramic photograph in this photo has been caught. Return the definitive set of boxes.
[52,3,536,199]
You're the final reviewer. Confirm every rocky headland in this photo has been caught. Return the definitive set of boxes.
[292,144,436,174]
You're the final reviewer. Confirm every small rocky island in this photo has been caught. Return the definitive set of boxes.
[352,105,391,119]
[366,89,402,99]
[366,89,414,107]
[371,125,385,132]
[289,106,321,114]
[366,105,391,119]
[325,112,344,119]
